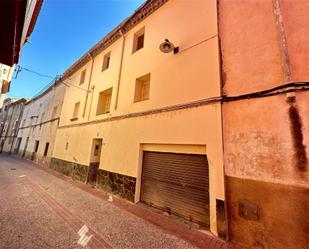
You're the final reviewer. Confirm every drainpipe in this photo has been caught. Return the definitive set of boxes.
[83,53,95,118]
[216,0,229,239]
[114,29,126,110]
[87,85,95,120]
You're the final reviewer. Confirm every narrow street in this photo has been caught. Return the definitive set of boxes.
[0,155,233,249]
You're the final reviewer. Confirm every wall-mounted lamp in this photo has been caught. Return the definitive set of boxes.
[159,39,179,54]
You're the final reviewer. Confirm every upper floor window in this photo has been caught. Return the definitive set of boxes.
[132,28,145,53]
[134,73,150,102]
[96,88,112,115]
[72,102,80,120]
[102,52,111,71]
[79,69,86,85]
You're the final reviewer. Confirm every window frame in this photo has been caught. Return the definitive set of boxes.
[96,88,113,115]
[79,69,86,85]
[101,52,111,72]
[134,73,151,103]
[71,101,80,121]
[132,27,145,53]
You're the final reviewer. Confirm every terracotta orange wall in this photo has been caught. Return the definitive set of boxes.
[280,0,309,81]
[219,0,283,96]
[219,0,309,248]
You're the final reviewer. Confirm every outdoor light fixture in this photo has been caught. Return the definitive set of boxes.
[159,39,179,54]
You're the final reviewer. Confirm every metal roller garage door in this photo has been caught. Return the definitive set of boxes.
[141,151,210,228]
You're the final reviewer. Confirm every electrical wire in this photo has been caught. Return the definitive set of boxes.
[222,82,309,102]
[178,34,218,54]
[61,78,91,93]
[18,66,54,79]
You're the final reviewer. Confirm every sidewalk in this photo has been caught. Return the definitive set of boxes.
[3,155,243,249]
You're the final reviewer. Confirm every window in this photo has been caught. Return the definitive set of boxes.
[44,142,49,156]
[65,142,69,150]
[134,73,150,102]
[79,69,86,85]
[51,105,58,119]
[34,140,39,153]
[132,28,145,53]
[96,88,112,115]
[72,102,80,120]
[102,52,111,71]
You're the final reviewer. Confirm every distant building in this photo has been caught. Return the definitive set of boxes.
[0,98,27,154]
[16,79,66,166]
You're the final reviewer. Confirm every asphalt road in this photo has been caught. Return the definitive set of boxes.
[0,155,199,249]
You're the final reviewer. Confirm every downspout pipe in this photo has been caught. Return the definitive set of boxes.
[114,29,126,110]
[83,52,95,118]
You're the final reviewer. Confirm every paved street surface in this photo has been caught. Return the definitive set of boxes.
[0,155,238,249]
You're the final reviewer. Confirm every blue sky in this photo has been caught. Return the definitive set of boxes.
[8,0,144,98]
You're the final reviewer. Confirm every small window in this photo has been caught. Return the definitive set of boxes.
[79,69,86,85]
[134,73,150,102]
[72,102,80,120]
[65,142,69,150]
[44,142,49,156]
[51,105,58,119]
[132,28,145,53]
[102,52,111,71]
[96,88,112,115]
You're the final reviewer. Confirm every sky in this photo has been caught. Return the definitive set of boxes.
[8,0,145,99]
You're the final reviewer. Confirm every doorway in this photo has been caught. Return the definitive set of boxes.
[14,138,22,154]
[87,138,102,185]
[22,137,29,157]
[32,140,39,160]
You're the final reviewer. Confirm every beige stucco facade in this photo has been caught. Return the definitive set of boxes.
[52,0,224,235]
[16,82,65,165]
